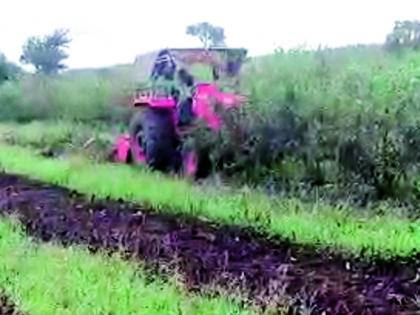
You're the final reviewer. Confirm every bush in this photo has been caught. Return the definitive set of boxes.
[189,46,420,210]
[0,53,21,84]
[0,73,133,123]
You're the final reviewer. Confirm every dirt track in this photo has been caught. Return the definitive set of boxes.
[0,173,418,315]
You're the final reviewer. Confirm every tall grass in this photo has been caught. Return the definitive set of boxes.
[244,46,420,117]
[0,70,133,123]
[206,46,420,206]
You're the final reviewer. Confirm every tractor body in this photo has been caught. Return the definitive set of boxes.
[111,48,248,177]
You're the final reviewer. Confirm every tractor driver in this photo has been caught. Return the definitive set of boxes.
[149,51,195,127]
[175,68,195,127]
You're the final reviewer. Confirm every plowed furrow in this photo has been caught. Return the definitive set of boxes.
[0,173,418,315]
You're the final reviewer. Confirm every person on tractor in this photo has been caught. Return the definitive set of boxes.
[111,48,248,176]
[175,68,195,127]
[150,50,195,127]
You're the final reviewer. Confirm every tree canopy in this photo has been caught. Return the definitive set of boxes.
[385,20,420,50]
[20,29,71,75]
[0,53,21,84]
[186,22,226,48]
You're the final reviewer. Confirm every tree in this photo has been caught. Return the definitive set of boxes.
[186,22,226,48]
[0,53,21,83]
[385,20,420,50]
[0,54,9,82]
[20,29,71,74]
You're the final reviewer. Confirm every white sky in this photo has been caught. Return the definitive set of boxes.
[1,0,419,69]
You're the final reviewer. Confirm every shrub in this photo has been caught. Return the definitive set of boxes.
[189,46,420,210]
[0,73,133,123]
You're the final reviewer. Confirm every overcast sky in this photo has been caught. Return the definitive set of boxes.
[1,0,419,69]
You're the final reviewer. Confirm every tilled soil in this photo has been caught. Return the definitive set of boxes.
[0,173,418,315]
[0,293,24,315]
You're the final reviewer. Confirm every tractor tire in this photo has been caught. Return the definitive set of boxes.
[141,108,179,172]
[128,111,145,164]
[177,137,213,180]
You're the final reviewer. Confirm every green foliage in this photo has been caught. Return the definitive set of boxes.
[0,72,133,123]
[0,120,120,162]
[186,22,226,48]
[197,46,420,208]
[386,20,420,51]
[0,54,8,83]
[0,219,255,315]
[20,29,71,75]
[0,143,418,259]
[0,53,21,83]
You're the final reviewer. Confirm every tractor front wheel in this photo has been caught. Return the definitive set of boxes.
[130,108,178,172]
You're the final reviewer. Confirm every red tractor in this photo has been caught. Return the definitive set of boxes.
[111,48,248,178]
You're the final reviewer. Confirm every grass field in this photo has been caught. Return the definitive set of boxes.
[0,218,257,315]
[0,120,119,161]
[0,143,417,260]
[0,44,420,314]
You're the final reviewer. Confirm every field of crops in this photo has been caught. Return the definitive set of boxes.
[0,45,419,314]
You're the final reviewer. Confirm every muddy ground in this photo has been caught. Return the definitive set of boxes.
[0,173,418,315]
[0,293,24,315]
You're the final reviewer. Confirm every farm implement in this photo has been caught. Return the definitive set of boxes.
[111,48,248,177]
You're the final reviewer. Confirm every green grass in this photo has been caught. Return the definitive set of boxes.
[0,120,123,162]
[0,143,418,259]
[0,120,92,146]
[0,72,132,122]
[0,120,117,148]
[243,46,420,119]
[0,218,257,315]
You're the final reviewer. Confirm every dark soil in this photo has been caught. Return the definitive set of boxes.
[0,293,24,315]
[0,173,418,315]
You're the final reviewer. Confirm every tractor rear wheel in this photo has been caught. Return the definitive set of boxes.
[130,108,179,172]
